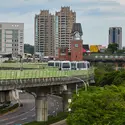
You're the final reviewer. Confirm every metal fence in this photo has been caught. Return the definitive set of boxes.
[0,68,94,80]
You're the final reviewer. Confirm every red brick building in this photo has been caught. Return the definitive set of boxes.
[58,23,83,61]
[71,23,83,61]
[58,47,71,61]
[71,40,83,61]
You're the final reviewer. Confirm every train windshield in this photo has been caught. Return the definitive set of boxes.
[62,63,70,68]
[77,63,86,68]
[48,62,54,66]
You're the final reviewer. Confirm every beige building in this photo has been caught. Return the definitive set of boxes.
[34,10,56,57]
[56,7,76,52]
[0,22,24,57]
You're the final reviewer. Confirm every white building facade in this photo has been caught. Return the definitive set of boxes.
[0,23,24,57]
[109,27,122,50]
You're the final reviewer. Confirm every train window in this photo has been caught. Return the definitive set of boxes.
[62,63,70,68]
[48,62,54,66]
[77,63,86,69]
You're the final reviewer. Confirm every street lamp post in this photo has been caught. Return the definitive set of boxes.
[73,77,88,92]
[63,74,89,112]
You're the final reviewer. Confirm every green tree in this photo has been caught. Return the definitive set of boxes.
[67,85,125,125]
[107,43,119,54]
[94,64,115,86]
[24,44,34,54]
[95,69,125,86]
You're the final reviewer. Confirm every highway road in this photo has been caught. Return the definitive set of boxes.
[0,92,63,125]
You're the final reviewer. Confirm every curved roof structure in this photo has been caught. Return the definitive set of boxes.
[71,23,83,36]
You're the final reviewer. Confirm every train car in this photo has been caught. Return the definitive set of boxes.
[48,60,91,70]
[76,61,90,70]
[59,61,71,70]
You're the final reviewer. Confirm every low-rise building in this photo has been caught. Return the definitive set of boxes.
[0,22,24,57]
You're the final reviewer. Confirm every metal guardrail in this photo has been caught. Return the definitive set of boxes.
[84,55,125,60]
[0,75,94,91]
[0,69,94,86]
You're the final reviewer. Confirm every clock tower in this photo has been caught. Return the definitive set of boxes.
[71,23,83,61]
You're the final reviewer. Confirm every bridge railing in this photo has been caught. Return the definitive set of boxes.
[0,68,94,80]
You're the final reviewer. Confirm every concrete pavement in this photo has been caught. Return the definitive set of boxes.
[0,92,63,125]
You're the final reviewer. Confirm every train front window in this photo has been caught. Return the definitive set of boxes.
[62,63,70,68]
[48,63,54,66]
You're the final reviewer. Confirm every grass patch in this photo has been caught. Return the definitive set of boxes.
[0,103,19,115]
[25,112,68,125]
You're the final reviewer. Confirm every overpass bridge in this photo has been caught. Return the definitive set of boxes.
[84,55,125,62]
[0,69,94,122]
[84,55,125,69]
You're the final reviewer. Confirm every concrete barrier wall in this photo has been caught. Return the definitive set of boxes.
[50,120,67,125]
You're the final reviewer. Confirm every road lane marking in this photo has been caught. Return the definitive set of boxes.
[0,107,35,122]
[6,121,15,125]
[30,107,35,111]
[0,118,8,122]
[21,117,27,120]
[32,114,35,117]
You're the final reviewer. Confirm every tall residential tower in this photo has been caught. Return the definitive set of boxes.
[0,22,24,57]
[56,7,76,52]
[34,10,56,57]
[109,27,122,49]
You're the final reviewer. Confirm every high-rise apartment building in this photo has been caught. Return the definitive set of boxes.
[34,10,56,57]
[0,22,24,57]
[109,27,122,49]
[56,7,76,52]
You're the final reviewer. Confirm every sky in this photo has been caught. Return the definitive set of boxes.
[0,0,125,47]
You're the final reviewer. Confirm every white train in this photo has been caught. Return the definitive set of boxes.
[48,61,90,70]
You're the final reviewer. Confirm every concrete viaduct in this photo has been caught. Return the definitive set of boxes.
[0,71,94,122]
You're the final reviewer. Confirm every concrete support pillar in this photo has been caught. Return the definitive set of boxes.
[62,89,72,111]
[0,91,11,103]
[115,63,118,71]
[122,63,125,69]
[35,92,48,122]
[0,92,6,103]
[5,91,11,102]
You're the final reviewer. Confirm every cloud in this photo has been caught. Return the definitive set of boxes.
[0,0,47,8]
[0,0,125,47]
